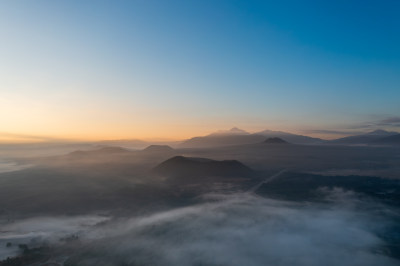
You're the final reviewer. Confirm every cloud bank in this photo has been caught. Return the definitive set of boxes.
[64,192,397,266]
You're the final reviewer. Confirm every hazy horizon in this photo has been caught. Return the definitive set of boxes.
[1,126,400,144]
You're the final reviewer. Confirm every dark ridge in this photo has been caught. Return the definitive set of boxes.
[372,134,400,145]
[256,172,400,204]
[330,130,398,144]
[142,145,175,152]
[366,129,396,135]
[153,156,254,179]
[264,137,288,144]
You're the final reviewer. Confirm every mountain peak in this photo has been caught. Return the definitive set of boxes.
[142,145,175,153]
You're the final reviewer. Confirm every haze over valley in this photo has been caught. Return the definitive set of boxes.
[1,128,400,265]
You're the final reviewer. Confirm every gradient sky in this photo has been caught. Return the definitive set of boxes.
[1,0,399,142]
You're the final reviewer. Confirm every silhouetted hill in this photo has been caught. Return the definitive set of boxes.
[153,156,254,179]
[372,134,400,145]
[264,137,288,144]
[256,130,323,144]
[331,130,398,145]
[142,145,175,153]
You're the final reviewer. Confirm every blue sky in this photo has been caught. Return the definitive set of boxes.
[0,0,399,140]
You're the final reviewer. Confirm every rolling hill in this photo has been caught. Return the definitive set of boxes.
[153,156,255,180]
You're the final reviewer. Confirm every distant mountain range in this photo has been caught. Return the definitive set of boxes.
[329,130,400,145]
[179,128,322,148]
[371,133,400,145]
[179,134,266,148]
[58,129,400,152]
[178,128,400,148]
[64,145,177,162]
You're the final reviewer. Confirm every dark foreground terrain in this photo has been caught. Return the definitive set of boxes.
[0,142,399,265]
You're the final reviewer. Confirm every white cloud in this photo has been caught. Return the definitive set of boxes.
[69,192,398,266]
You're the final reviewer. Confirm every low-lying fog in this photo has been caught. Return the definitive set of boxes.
[0,215,110,261]
[1,191,398,266]
[0,159,32,174]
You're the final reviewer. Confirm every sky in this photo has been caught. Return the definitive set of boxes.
[1,0,399,142]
